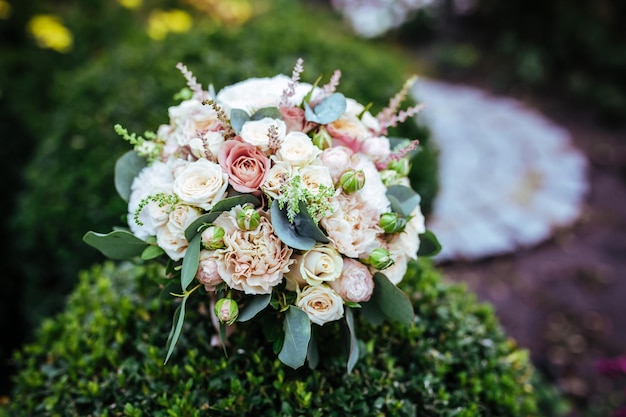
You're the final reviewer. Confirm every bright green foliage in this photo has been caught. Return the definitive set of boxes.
[1,260,557,416]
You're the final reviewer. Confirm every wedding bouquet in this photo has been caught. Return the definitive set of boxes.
[85,58,440,372]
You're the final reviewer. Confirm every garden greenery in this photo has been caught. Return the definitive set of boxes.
[1,259,554,416]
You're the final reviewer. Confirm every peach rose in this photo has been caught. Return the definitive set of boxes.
[218,138,271,193]
[330,258,374,303]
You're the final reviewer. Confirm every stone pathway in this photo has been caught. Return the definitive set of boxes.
[411,79,589,261]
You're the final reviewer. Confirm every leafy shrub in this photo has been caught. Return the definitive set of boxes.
[4,0,437,364]
[1,259,557,417]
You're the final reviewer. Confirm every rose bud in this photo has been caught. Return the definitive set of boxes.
[379,212,407,234]
[311,126,332,150]
[366,248,395,270]
[214,298,239,326]
[387,158,410,176]
[237,204,260,230]
[200,225,226,250]
[339,169,365,193]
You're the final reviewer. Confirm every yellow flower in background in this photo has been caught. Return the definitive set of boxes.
[117,0,142,10]
[0,0,12,19]
[147,9,192,40]
[182,0,254,26]
[27,14,73,53]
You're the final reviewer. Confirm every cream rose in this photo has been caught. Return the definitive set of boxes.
[172,159,228,210]
[166,203,202,237]
[261,161,293,200]
[298,164,334,196]
[330,258,374,302]
[155,224,188,261]
[240,117,286,153]
[286,244,343,287]
[274,131,321,167]
[211,207,293,295]
[296,284,344,326]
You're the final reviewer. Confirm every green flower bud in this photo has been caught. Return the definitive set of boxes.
[237,205,261,230]
[367,248,394,270]
[379,169,402,187]
[214,298,239,326]
[201,225,226,250]
[379,212,407,234]
[311,126,332,150]
[339,169,366,193]
[387,158,410,176]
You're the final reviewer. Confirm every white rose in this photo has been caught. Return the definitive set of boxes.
[286,244,343,287]
[320,146,354,183]
[344,97,365,117]
[261,161,293,200]
[275,131,321,166]
[330,258,374,303]
[298,164,334,196]
[296,285,344,326]
[168,98,220,132]
[216,75,314,115]
[240,117,286,153]
[166,204,202,237]
[155,224,188,261]
[200,131,226,158]
[173,159,228,210]
[360,110,381,132]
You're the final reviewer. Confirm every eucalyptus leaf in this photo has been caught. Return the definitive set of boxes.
[114,151,146,203]
[184,195,261,241]
[278,306,311,369]
[270,203,316,251]
[293,201,329,244]
[417,230,442,257]
[230,108,250,134]
[141,245,164,260]
[386,185,421,217]
[237,294,271,322]
[83,230,148,260]
[360,298,385,325]
[307,334,319,370]
[251,107,282,120]
[164,297,187,364]
[304,93,346,124]
[345,308,360,374]
[159,280,182,301]
[372,273,414,327]
[180,234,201,291]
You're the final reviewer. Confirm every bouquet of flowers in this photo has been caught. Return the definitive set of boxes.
[84,58,440,372]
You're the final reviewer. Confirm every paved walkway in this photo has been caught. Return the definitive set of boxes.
[411,79,588,261]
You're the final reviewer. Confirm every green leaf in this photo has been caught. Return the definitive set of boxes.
[293,201,329,243]
[359,299,385,326]
[304,93,346,124]
[372,273,414,326]
[184,195,261,242]
[83,230,148,260]
[159,280,182,301]
[417,230,442,257]
[307,334,319,370]
[237,294,271,322]
[251,107,281,120]
[114,151,146,203]
[278,306,311,369]
[345,308,360,374]
[386,185,421,217]
[230,108,250,134]
[164,297,187,364]
[181,234,201,291]
[270,203,316,251]
[141,245,164,260]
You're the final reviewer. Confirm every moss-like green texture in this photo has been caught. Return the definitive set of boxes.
[2,259,547,416]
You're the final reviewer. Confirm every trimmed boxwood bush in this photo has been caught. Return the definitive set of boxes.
[2,259,549,416]
[1,1,437,392]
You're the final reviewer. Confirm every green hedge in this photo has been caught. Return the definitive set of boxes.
[2,0,437,378]
[1,259,561,416]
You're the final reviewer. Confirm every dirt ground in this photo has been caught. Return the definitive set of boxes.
[434,81,626,415]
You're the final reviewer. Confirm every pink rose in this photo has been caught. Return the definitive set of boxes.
[326,114,369,153]
[218,138,271,193]
[330,258,374,303]
[279,106,307,133]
